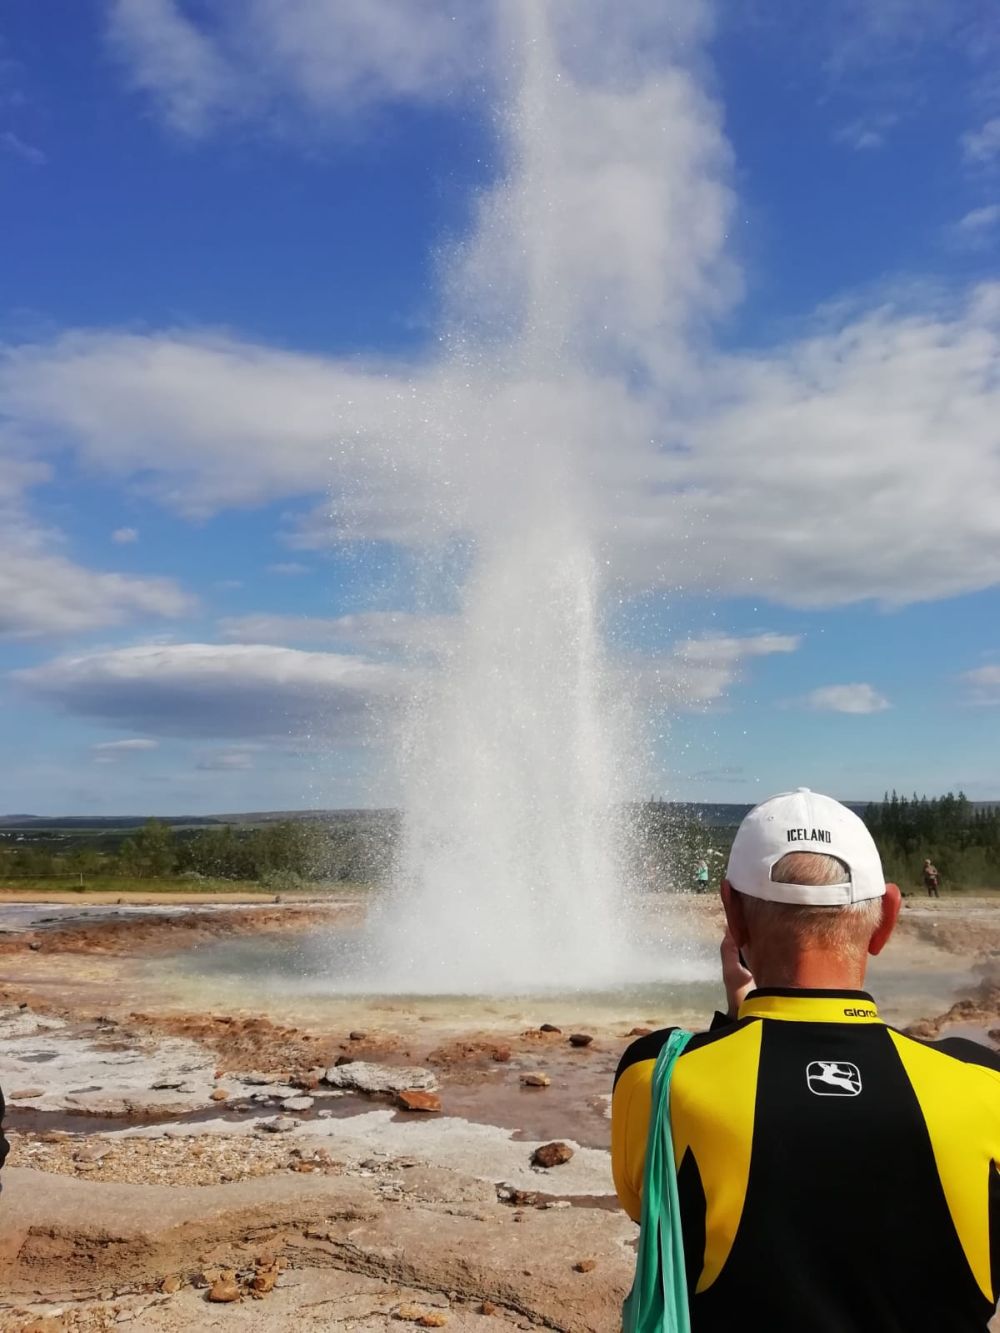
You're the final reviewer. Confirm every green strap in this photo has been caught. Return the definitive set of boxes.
[621,1028,694,1333]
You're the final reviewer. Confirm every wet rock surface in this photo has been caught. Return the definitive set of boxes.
[323,1061,439,1095]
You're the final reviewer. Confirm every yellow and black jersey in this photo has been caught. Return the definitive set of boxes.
[612,989,1000,1332]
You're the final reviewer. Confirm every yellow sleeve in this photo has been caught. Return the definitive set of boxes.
[611,1057,656,1222]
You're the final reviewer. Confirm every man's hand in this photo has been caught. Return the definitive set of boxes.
[721,930,754,1018]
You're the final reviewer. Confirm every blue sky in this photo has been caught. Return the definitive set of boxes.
[1,0,999,815]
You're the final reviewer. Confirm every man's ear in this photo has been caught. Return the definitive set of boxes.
[721,879,750,949]
[868,883,901,957]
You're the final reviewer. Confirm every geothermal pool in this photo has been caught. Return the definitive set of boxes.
[156,901,983,1033]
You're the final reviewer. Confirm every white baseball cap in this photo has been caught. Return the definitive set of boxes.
[725,788,886,906]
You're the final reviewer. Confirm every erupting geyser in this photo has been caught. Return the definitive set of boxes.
[372,3,643,993]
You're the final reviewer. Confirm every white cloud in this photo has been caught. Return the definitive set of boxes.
[106,0,238,136]
[106,0,489,138]
[962,118,1000,166]
[13,643,408,740]
[834,115,897,151]
[0,545,192,639]
[5,280,1000,610]
[111,526,139,544]
[960,664,1000,704]
[803,683,890,714]
[952,204,1000,247]
[0,130,46,166]
[92,737,159,764]
[631,633,801,709]
[219,611,454,655]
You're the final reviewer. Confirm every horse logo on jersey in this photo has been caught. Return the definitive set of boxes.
[806,1060,862,1096]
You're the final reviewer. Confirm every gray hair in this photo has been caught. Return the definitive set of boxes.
[739,851,882,961]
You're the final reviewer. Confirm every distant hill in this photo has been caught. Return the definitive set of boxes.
[2,800,996,833]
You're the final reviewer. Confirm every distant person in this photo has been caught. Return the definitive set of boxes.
[0,1084,8,1191]
[693,860,709,892]
[613,788,1000,1331]
[923,857,941,898]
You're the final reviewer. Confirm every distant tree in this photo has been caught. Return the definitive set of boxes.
[118,819,176,878]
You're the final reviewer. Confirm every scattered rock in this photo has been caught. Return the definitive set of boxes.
[569,1033,593,1047]
[262,1116,299,1133]
[627,1026,653,1037]
[20,1319,68,1333]
[210,1087,229,1102]
[242,1072,276,1085]
[349,1030,367,1041]
[324,1061,438,1095]
[281,1095,314,1112]
[418,1317,449,1329]
[520,1072,551,1088]
[490,1044,512,1062]
[160,1275,182,1294]
[74,1144,111,1164]
[539,1024,562,1033]
[397,1089,442,1113]
[498,1186,540,1206]
[574,1259,598,1273]
[395,1305,426,1321]
[9,1087,45,1100]
[250,1266,278,1295]
[207,1272,241,1303]
[480,1301,500,1316]
[531,1141,574,1168]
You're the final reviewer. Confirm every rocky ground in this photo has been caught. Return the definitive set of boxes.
[0,893,997,1331]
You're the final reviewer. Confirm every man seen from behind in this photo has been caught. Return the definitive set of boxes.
[613,788,1000,1331]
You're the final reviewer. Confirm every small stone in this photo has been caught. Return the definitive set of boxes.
[251,1267,278,1295]
[210,1088,229,1102]
[160,1275,182,1294]
[627,1027,653,1037]
[263,1116,299,1133]
[396,1089,442,1113]
[38,1130,70,1143]
[395,1305,426,1321]
[539,1024,561,1033]
[480,1301,500,1316]
[348,1030,367,1041]
[207,1273,241,1303]
[573,1259,598,1273]
[490,1045,512,1062]
[520,1073,551,1088]
[531,1141,574,1168]
[568,1033,593,1047]
[417,1317,449,1329]
[242,1072,275,1085]
[74,1144,111,1164]
[9,1087,45,1100]
[317,1108,333,1118]
[282,1095,314,1112]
